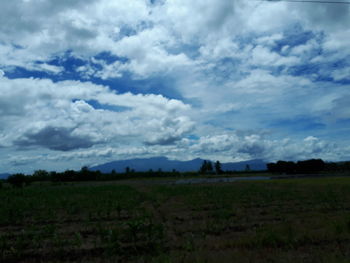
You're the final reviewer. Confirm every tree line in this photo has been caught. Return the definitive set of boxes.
[2,159,350,188]
[3,167,187,188]
[267,159,350,174]
[2,161,223,188]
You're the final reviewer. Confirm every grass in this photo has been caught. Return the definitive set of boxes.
[1,177,350,262]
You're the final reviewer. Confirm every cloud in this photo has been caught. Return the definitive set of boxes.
[14,126,95,151]
[0,0,348,82]
[250,45,300,67]
[0,0,349,173]
[329,95,350,120]
[0,76,193,151]
[1,129,349,173]
[144,116,194,145]
[332,67,350,82]
[188,133,345,163]
[0,0,151,69]
[294,1,350,31]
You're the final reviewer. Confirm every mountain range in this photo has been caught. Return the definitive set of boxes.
[90,157,267,173]
[0,173,10,180]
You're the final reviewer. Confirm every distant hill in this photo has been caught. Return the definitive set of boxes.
[222,159,267,171]
[0,173,10,180]
[90,157,266,173]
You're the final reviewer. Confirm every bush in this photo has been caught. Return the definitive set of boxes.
[7,173,28,188]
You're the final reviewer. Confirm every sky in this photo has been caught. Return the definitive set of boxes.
[0,0,350,173]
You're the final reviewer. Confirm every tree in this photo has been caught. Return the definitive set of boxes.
[200,160,207,174]
[296,159,325,173]
[63,170,77,181]
[78,166,88,180]
[200,160,214,174]
[50,171,60,182]
[215,161,223,174]
[207,161,213,173]
[7,173,27,188]
[80,166,89,173]
[267,163,278,173]
[245,164,251,172]
[267,159,325,174]
[33,169,49,178]
[275,161,296,174]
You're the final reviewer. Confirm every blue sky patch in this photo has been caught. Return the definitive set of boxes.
[86,100,132,112]
[274,25,316,52]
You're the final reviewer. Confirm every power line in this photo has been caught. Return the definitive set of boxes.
[254,0,350,4]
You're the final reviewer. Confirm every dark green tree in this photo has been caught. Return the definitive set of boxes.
[200,160,214,174]
[207,161,213,173]
[296,159,325,173]
[80,166,89,173]
[7,173,27,188]
[200,160,208,174]
[215,161,223,174]
[33,169,49,177]
[31,170,50,182]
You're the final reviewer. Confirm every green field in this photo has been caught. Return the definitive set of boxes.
[1,177,350,262]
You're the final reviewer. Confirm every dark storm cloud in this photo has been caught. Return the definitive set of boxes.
[144,136,181,146]
[237,142,267,158]
[14,126,95,151]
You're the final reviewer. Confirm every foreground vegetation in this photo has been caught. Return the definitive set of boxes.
[1,177,350,262]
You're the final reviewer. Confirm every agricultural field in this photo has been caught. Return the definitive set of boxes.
[1,177,350,262]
